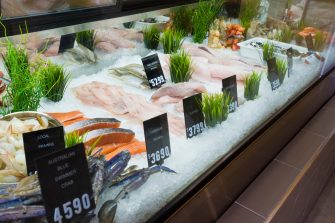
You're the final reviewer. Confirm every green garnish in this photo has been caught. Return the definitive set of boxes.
[276,58,288,84]
[171,6,193,36]
[262,41,275,62]
[160,29,184,54]
[38,62,70,102]
[193,0,225,43]
[275,26,294,43]
[143,25,160,50]
[239,0,261,32]
[244,71,262,100]
[202,92,232,128]
[169,50,193,83]
[76,30,96,51]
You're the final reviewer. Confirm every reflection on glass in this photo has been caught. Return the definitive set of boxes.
[1,0,117,18]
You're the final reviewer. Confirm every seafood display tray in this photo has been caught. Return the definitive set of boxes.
[237,37,308,63]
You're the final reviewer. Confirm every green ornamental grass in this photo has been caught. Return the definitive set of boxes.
[244,71,262,100]
[193,0,225,43]
[171,6,193,36]
[239,0,261,32]
[169,50,193,83]
[39,63,70,102]
[314,31,327,52]
[160,29,184,54]
[143,25,160,50]
[1,38,44,115]
[76,30,96,51]
[202,92,232,128]
[275,26,294,43]
[262,41,275,62]
[276,58,288,84]
[65,131,85,148]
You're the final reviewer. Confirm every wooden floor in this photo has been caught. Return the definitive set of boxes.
[305,171,335,223]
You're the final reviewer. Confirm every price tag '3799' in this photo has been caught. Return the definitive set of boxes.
[183,93,206,139]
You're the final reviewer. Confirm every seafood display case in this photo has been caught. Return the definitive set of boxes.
[0,0,334,222]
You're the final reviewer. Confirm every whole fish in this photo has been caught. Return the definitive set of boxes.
[111,165,176,187]
[99,151,131,195]
[92,158,105,204]
[0,205,46,221]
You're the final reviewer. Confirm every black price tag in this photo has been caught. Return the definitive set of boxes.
[36,144,95,223]
[222,75,238,112]
[267,58,280,91]
[305,34,315,52]
[141,54,166,89]
[143,113,171,167]
[287,48,293,77]
[59,33,76,54]
[183,93,206,139]
[23,126,65,175]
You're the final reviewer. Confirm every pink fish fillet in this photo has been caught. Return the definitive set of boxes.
[151,82,207,102]
[73,81,185,135]
[95,41,117,53]
[95,30,135,48]
[209,64,251,81]
[182,43,221,64]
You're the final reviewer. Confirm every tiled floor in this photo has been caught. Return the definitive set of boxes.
[305,171,335,223]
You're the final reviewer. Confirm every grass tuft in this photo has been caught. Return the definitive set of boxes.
[244,71,261,100]
[38,62,70,102]
[171,6,193,36]
[239,0,261,32]
[160,29,184,54]
[262,41,275,62]
[192,0,225,43]
[275,26,294,43]
[276,58,287,84]
[314,31,327,52]
[65,131,85,148]
[76,30,95,51]
[169,50,193,83]
[143,25,160,50]
[202,92,232,128]
[1,42,43,115]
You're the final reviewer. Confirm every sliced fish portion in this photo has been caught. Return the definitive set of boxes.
[85,128,135,147]
[65,118,121,135]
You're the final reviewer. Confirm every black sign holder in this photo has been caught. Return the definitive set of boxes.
[143,113,171,167]
[58,33,76,54]
[222,75,238,112]
[142,54,166,89]
[267,58,281,91]
[23,126,65,175]
[183,93,206,139]
[36,144,95,223]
